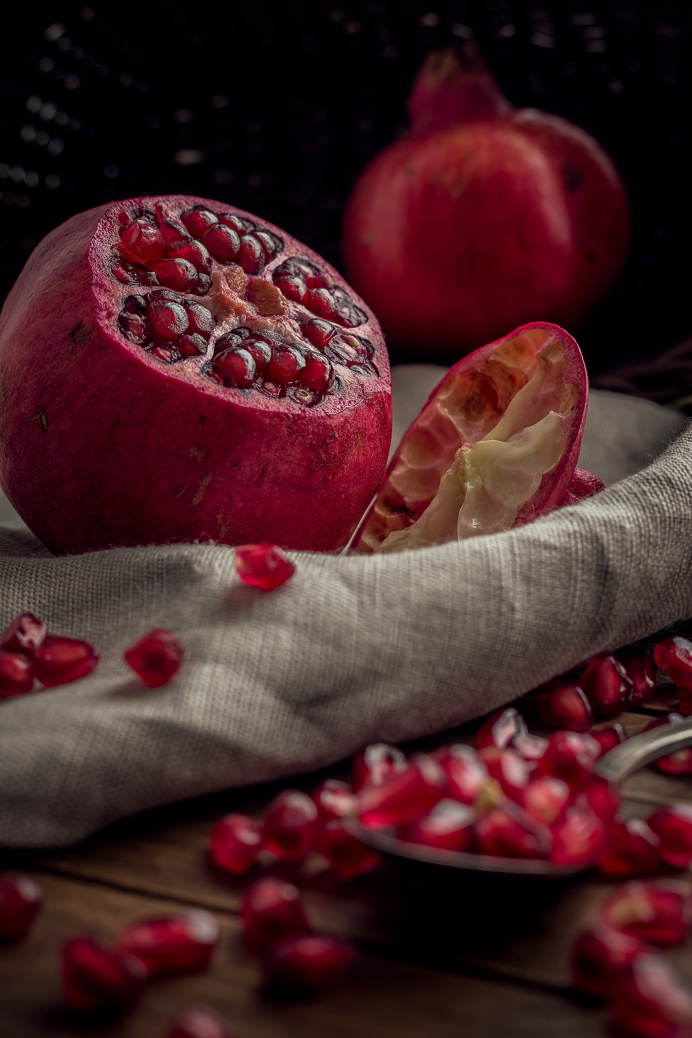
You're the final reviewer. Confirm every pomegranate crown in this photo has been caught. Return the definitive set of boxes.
[407,41,512,134]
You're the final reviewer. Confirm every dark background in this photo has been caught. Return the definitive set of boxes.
[2,0,690,378]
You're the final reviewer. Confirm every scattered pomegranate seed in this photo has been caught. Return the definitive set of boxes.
[398,799,476,853]
[550,804,605,868]
[239,877,308,956]
[314,819,382,879]
[0,611,47,656]
[163,1004,237,1038]
[534,679,594,732]
[234,543,295,592]
[654,636,692,691]
[537,730,600,788]
[522,775,571,827]
[312,779,359,821]
[617,647,657,705]
[510,731,548,762]
[358,753,448,829]
[609,953,692,1038]
[600,880,692,946]
[570,925,647,1000]
[647,805,692,869]
[115,909,219,977]
[262,934,356,995]
[210,813,263,876]
[352,742,407,792]
[590,722,627,757]
[475,707,527,750]
[433,743,488,804]
[0,650,35,697]
[643,714,692,774]
[579,652,634,719]
[474,801,552,860]
[580,773,621,823]
[33,634,99,687]
[478,746,530,802]
[123,628,184,688]
[597,819,662,878]
[60,935,145,1013]
[262,790,319,861]
[0,873,43,940]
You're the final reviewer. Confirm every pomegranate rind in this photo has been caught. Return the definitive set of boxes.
[0,196,391,554]
[352,321,587,553]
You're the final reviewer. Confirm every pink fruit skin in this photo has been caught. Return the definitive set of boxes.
[342,44,630,359]
[0,196,391,555]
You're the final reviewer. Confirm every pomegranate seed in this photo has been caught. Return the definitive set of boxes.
[269,344,306,384]
[274,274,307,303]
[590,722,627,757]
[306,287,338,320]
[162,238,212,275]
[254,230,281,259]
[609,953,692,1038]
[239,877,308,955]
[115,909,219,977]
[164,1005,236,1038]
[123,628,183,688]
[601,879,692,945]
[648,805,692,869]
[235,543,295,591]
[312,779,358,821]
[210,813,263,876]
[303,318,335,348]
[34,635,99,687]
[262,934,356,995]
[151,257,200,292]
[146,298,188,341]
[654,636,692,691]
[262,789,319,861]
[184,301,214,339]
[120,217,161,261]
[434,743,488,805]
[218,213,246,234]
[302,350,334,392]
[522,775,571,826]
[243,338,272,372]
[358,753,448,829]
[570,925,647,1000]
[119,310,148,344]
[315,819,382,879]
[478,746,530,802]
[0,872,43,940]
[550,804,605,868]
[598,818,662,878]
[214,348,257,388]
[617,647,657,705]
[398,799,476,853]
[475,707,528,750]
[475,801,552,860]
[201,223,240,263]
[148,343,181,364]
[644,714,692,774]
[177,333,208,357]
[237,235,265,274]
[0,650,35,697]
[60,935,145,1012]
[181,206,219,238]
[0,611,47,656]
[537,730,600,788]
[534,679,594,732]
[157,218,188,243]
[510,732,548,762]
[352,742,407,792]
[579,652,634,719]
[580,773,621,822]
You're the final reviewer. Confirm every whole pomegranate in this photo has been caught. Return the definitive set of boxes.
[0,196,391,554]
[342,44,630,360]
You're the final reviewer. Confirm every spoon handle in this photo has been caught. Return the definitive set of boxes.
[596,715,692,783]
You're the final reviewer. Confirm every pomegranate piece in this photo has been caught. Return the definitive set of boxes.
[534,678,594,732]
[579,651,634,719]
[556,467,605,507]
[609,953,692,1038]
[550,804,605,868]
[478,746,530,802]
[590,722,627,758]
[239,877,308,956]
[262,934,356,995]
[570,925,646,1001]
[617,646,657,705]
[398,799,476,853]
[342,42,629,360]
[60,935,145,1013]
[33,634,99,687]
[0,872,43,940]
[0,195,391,555]
[352,322,588,555]
[123,628,184,687]
[0,650,35,697]
[522,775,571,827]
[164,1005,237,1038]
[600,880,692,946]
[262,789,319,861]
[210,813,263,876]
[644,715,692,775]
[358,753,448,829]
[597,819,662,878]
[312,779,359,821]
[115,909,219,977]
[537,730,600,789]
[314,819,382,879]
[434,743,488,804]
[475,707,528,750]
[351,742,407,792]
[0,611,47,656]
[234,543,295,592]
[474,801,552,860]
[648,805,692,869]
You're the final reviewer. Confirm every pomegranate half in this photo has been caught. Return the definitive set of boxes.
[352,322,587,553]
[0,195,391,554]
[342,44,630,359]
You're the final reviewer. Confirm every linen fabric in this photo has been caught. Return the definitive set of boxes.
[0,371,688,848]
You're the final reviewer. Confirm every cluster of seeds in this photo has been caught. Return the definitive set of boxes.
[272,256,367,327]
[117,290,215,363]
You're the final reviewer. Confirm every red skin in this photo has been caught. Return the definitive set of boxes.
[342,44,629,358]
[0,196,391,555]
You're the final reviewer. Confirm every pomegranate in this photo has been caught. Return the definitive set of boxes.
[342,43,630,359]
[352,322,587,554]
[0,196,391,554]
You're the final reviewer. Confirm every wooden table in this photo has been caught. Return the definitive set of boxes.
[1,687,690,1038]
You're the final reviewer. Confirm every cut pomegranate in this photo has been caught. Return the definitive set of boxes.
[600,880,692,946]
[534,678,594,732]
[210,813,263,876]
[570,925,647,1001]
[433,744,488,805]
[351,743,407,792]
[579,652,634,720]
[314,820,382,879]
[522,775,571,827]
[115,910,219,977]
[0,195,391,555]
[643,715,692,775]
[0,611,48,656]
[398,799,476,853]
[262,934,356,995]
[239,877,308,956]
[597,819,662,878]
[478,746,530,802]
[475,707,527,750]
[262,790,319,861]
[164,1005,237,1038]
[590,723,627,758]
[312,779,359,822]
[33,634,99,687]
[234,543,295,592]
[474,801,552,860]
[537,730,601,789]
[123,628,184,687]
[617,647,657,706]
[550,804,605,868]
[556,467,605,507]
[358,753,448,829]
[0,650,35,697]
[352,322,588,554]
[60,935,145,1013]
[0,872,43,940]
[342,42,629,359]
[647,805,692,869]
[609,953,692,1038]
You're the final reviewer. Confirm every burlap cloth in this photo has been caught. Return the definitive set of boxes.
[0,367,689,848]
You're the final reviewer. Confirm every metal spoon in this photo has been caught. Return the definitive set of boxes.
[350,716,692,878]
